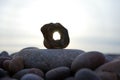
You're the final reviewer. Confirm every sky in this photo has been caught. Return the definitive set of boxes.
[0,0,120,54]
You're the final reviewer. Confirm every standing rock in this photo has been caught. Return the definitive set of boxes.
[41,23,70,49]
[71,51,105,72]
[75,68,101,80]
[45,67,71,80]
[13,48,84,72]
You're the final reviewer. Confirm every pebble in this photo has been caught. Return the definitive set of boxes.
[0,68,7,78]
[13,68,44,79]
[0,51,10,57]
[45,67,71,80]
[71,51,105,72]
[13,49,84,72]
[96,60,120,73]
[1,77,17,80]
[75,68,101,80]
[96,71,118,80]
[0,51,12,68]
[0,48,119,80]
[0,57,11,68]
[64,77,74,80]
[3,56,24,74]
[21,73,44,80]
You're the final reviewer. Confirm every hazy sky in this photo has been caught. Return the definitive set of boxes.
[0,0,120,53]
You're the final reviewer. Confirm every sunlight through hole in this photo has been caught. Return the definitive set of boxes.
[53,31,61,40]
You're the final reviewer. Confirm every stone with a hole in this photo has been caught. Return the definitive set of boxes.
[41,23,70,49]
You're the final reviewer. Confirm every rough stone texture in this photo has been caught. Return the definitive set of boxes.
[75,68,101,80]
[13,49,84,72]
[45,67,71,80]
[71,51,105,72]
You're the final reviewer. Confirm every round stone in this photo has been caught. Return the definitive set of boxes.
[0,57,11,68]
[0,51,9,57]
[0,51,12,68]
[75,68,101,80]
[0,68,7,78]
[12,49,84,72]
[71,51,105,72]
[45,67,71,80]
[64,77,74,80]
[3,56,24,74]
[13,68,44,79]
[96,72,117,80]
[1,77,17,80]
[21,73,44,80]
[3,60,10,70]
[96,60,120,73]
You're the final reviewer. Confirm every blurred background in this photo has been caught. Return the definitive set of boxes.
[0,0,120,54]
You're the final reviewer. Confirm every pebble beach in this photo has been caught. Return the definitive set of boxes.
[0,47,120,80]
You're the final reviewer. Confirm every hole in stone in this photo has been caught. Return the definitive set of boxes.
[53,31,61,40]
